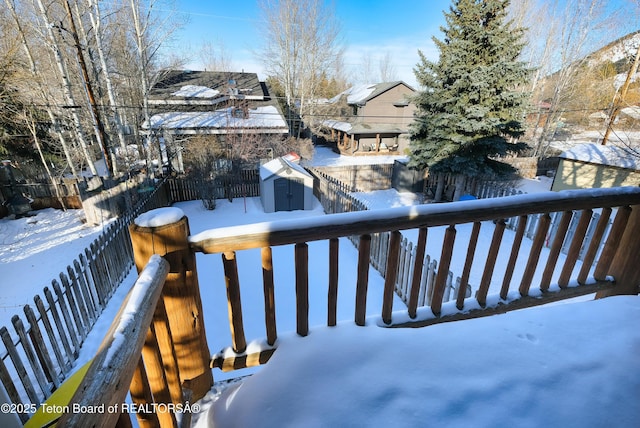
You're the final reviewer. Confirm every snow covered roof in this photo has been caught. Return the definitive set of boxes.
[329,81,414,105]
[559,143,640,170]
[321,119,352,133]
[144,106,288,134]
[621,106,640,120]
[260,156,312,181]
[149,70,264,103]
[170,85,221,98]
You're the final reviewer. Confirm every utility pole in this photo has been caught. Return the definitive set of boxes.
[63,0,113,177]
[602,42,640,146]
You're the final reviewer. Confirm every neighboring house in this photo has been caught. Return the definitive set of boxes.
[143,70,289,171]
[552,143,640,191]
[320,81,416,155]
[260,155,314,212]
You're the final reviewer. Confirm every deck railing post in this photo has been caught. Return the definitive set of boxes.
[598,204,640,297]
[129,207,213,401]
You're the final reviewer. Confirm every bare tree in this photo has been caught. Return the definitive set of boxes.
[200,39,234,72]
[34,0,98,176]
[257,0,344,135]
[378,51,398,82]
[515,0,623,156]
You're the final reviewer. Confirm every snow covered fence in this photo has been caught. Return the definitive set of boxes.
[0,180,170,423]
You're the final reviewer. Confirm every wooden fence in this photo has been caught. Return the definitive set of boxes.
[308,164,394,192]
[165,170,260,204]
[0,181,169,423]
[308,169,466,310]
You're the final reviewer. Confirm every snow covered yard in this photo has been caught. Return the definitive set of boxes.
[0,209,110,326]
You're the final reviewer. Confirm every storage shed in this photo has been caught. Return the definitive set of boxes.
[551,143,640,191]
[260,157,314,213]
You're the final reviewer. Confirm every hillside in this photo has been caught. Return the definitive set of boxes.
[534,31,640,138]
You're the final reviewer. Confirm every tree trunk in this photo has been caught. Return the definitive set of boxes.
[34,0,98,176]
[5,0,79,177]
[87,0,128,154]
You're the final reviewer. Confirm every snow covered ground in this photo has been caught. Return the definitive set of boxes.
[0,209,111,326]
[2,147,639,426]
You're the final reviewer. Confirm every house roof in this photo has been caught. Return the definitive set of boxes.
[148,70,266,104]
[329,81,415,105]
[559,143,640,171]
[144,70,287,135]
[144,106,288,134]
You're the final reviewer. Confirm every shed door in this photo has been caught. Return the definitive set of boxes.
[274,177,304,211]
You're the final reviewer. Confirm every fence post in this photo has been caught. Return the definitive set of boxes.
[129,207,213,401]
[598,204,640,297]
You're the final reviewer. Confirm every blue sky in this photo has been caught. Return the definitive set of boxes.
[161,0,636,88]
[161,0,453,87]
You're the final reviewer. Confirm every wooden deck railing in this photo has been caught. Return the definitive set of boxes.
[37,186,640,427]
[57,255,169,427]
[189,186,640,362]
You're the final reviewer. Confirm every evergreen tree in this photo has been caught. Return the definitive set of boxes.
[409,0,531,184]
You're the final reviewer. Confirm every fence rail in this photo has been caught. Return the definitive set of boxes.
[0,180,169,423]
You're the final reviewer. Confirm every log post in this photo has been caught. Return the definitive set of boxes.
[129,207,213,401]
[598,204,640,298]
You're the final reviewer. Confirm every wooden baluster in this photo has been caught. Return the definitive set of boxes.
[477,220,506,307]
[355,234,372,326]
[129,357,161,428]
[382,231,402,325]
[408,228,427,318]
[500,215,528,300]
[431,226,456,316]
[262,247,277,345]
[34,295,69,372]
[328,238,339,327]
[141,323,177,427]
[43,287,75,363]
[458,222,480,310]
[594,206,631,281]
[558,209,593,287]
[599,204,640,296]
[295,243,309,336]
[578,208,612,284]
[540,211,572,291]
[519,213,551,296]
[151,297,182,405]
[222,251,247,353]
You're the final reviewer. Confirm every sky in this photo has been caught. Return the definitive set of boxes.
[160,0,453,88]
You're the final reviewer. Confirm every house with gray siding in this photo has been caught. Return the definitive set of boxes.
[320,81,416,156]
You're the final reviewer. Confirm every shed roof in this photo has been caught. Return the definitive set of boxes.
[260,157,312,181]
[559,143,640,171]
